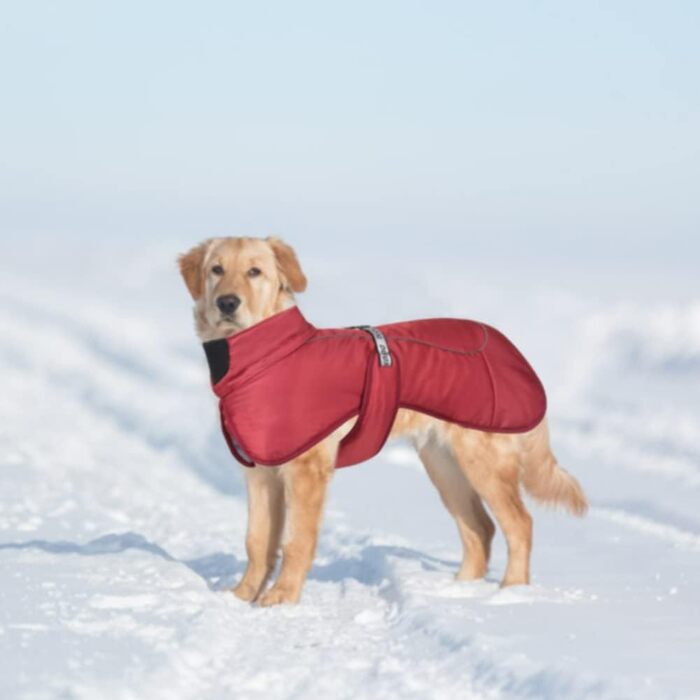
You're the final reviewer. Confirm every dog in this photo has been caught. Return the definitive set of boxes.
[178,236,587,607]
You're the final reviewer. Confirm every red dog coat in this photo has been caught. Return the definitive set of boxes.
[204,306,546,468]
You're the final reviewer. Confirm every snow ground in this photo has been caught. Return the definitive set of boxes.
[1,240,698,699]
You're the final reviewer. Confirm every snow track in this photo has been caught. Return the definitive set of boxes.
[1,253,698,699]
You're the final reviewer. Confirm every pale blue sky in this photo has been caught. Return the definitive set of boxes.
[0,1,698,262]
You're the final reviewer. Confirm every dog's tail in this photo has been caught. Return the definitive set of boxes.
[520,419,588,516]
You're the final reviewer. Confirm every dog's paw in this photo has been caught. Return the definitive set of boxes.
[232,581,260,603]
[500,574,530,588]
[257,585,299,607]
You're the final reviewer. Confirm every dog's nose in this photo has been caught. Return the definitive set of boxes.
[216,294,241,315]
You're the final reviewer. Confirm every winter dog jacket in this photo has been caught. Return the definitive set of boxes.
[203,306,546,468]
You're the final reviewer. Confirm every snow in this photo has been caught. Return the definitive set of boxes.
[1,240,698,699]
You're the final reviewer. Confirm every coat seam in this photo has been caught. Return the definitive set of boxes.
[304,324,489,357]
[480,351,498,425]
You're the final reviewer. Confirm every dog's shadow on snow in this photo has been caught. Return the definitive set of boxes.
[0,532,245,592]
[309,544,457,589]
[0,532,456,594]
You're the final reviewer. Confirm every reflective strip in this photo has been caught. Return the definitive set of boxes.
[354,325,393,367]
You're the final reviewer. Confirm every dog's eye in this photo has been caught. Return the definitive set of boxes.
[211,265,224,276]
[247,267,262,278]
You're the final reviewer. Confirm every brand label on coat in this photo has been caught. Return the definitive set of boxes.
[355,326,393,367]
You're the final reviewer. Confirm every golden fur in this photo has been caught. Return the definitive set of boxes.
[178,237,587,606]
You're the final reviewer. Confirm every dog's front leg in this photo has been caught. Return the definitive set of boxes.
[233,466,285,602]
[258,444,333,607]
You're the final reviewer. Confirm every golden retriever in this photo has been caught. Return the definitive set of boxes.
[178,236,587,607]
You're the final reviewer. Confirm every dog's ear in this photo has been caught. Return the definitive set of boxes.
[267,237,307,293]
[177,242,209,300]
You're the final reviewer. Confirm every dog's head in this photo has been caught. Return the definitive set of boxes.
[178,237,307,341]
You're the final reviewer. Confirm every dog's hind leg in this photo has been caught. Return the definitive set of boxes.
[450,430,533,586]
[418,434,495,581]
[233,466,285,602]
